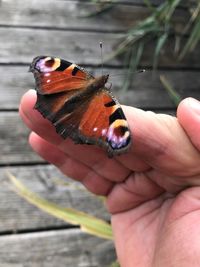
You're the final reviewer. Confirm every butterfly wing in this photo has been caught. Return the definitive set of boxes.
[51,89,131,157]
[30,56,131,157]
[30,56,94,95]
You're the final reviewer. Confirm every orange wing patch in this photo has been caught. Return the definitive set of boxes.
[36,71,91,94]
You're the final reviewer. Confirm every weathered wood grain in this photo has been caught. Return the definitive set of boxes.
[0,27,121,64]
[1,27,200,68]
[0,229,115,267]
[73,0,192,5]
[0,0,149,31]
[0,165,109,232]
[0,112,39,164]
[80,0,194,6]
[1,66,200,110]
[0,0,189,32]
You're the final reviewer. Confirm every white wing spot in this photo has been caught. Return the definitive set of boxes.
[101,129,107,136]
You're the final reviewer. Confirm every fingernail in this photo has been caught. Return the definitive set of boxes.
[188,98,200,115]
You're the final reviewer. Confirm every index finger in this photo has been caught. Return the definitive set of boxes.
[19,90,149,183]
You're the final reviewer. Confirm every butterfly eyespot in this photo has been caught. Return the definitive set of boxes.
[45,58,55,67]
[35,57,61,73]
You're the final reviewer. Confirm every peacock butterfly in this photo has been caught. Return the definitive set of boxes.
[30,56,131,157]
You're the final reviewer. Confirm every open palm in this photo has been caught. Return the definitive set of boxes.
[20,91,200,267]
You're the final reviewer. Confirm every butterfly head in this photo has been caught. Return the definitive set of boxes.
[92,74,109,90]
[102,74,109,85]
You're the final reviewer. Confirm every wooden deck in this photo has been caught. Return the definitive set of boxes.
[0,0,200,266]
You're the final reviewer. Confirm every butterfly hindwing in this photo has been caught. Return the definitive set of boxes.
[30,56,131,157]
[77,91,131,156]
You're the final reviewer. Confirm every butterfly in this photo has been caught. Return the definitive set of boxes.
[29,56,131,157]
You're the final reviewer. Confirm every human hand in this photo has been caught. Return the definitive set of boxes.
[20,90,200,267]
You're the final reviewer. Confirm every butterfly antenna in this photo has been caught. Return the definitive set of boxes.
[110,69,146,77]
[100,42,103,76]
[137,69,146,74]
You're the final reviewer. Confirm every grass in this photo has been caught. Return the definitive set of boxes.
[6,171,117,266]
[88,0,200,102]
[6,171,120,267]
[160,75,182,106]
[89,0,200,69]
[7,171,113,240]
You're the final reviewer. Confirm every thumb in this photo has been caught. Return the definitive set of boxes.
[177,98,200,151]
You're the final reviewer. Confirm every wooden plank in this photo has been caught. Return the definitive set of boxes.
[0,28,121,65]
[1,66,200,110]
[0,0,189,31]
[0,112,39,164]
[0,165,109,232]
[0,229,115,267]
[0,66,30,110]
[0,0,149,31]
[80,0,193,6]
[0,27,200,68]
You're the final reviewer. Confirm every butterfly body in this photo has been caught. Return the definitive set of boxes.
[30,56,131,157]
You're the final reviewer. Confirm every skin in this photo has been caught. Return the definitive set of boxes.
[20,90,200,267]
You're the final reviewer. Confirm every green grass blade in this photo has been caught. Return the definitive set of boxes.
[153,32,168,68]
[109,260,120,267]
[80,2,116,17]
[160,75,182,106]
[7,171,113,240]
[123,41,144,91]
[103,34,140,63]
[165,0,182,21]
[104,17,158,63]
[143,0,156,12]
[181,1,200,36]
[180,14,200,59]
[104,1,174,63]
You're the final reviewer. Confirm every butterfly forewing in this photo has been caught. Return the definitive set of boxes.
[30,56,94,95]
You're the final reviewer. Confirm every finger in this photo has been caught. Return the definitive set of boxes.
[19,89,62,145]
[121,106,200,176]
[19,91,132,182]
[177,98,200,151]
[21,90,200,177]
[106,172,164,213]
[29,132,114,195]
[20,90,148,179]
